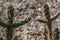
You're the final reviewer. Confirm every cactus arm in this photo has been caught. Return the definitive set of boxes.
[50,13,60,21]
[12,18,31,28]
[0,20,8,27]
[38,19,47,23]
[44,4,50,20]
[8,5,14,25]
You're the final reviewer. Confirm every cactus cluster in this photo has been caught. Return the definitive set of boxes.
[0,3,60,40]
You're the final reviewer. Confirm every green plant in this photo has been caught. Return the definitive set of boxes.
[0,5,31,40]
[37,4,60,40]
[54,28,59,40]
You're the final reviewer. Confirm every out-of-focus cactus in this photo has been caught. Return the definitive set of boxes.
[37,4,60,40]
[0,5,31,40]
[54,28,59,40]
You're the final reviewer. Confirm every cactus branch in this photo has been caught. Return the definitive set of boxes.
[44,4,50,20]
[38,19,47,23]
[8,5,14,25]
[12,18,31,28]
[50,13,60,21]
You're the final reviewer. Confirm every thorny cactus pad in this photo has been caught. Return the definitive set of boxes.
[0,5,31,40]
[37,4,60,40]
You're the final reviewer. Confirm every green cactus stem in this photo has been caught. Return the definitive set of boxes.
[12,17,31,28]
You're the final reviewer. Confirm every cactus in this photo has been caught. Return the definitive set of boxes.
[37,4,60,40]
[54,28,59,40]
[0,5,31,40]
